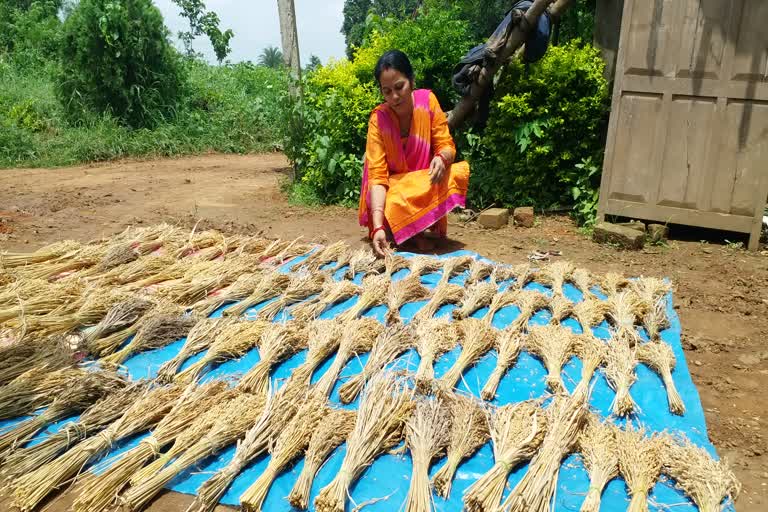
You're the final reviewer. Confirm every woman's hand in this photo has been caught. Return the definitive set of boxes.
[429,155,446,184]
[372,228,391,258]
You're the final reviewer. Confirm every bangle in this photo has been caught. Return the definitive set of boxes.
[371,226,386,238]
[437,153,450,168]
[372,207,385,214]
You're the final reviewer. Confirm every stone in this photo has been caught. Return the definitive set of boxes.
[647,223,669,243]
[513,206,535,228]
[477,208,509,229]
[592,221,645,250]
[618,220,646,233]
[738,354,761,367]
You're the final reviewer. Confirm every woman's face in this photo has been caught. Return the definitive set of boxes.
[379,67,414,116]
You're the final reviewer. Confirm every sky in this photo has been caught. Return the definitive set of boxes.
[153,0,347,65]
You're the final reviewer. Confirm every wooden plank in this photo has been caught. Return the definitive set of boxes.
[603,199,755,233]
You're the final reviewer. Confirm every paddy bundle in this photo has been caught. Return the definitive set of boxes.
[637,340,685,415]
[640,295,670,341]
[72,381,227,512]
[630,276,671,305]
[101,254,177,286]
[606,290,646,346]
[437,255,474,286]
[174,320,270,384]
[525,325,578,393]
[483,289,518,326]
[173,229,223,258]
[499,262,536,290]
[548,293,574,325]
[0,279,86,323]
[536,260,575,297]
[384,252,410,276]
[287,408,357,509]
[0,239,81,268]
[572,297,610,334]
[407,255,443,278]
[230,235,271,257]
[264,237,312,263]
[412,282,464,322]
[431,392,489,498]
[84,297,156,357]
[481,327,524,400]
[89,241,140,275]
[577,416,619,512]
[439,318,496,389]
[501,390,589,512]
[315,317,383,398]
[236,322,309,395]
[314,373,414,512]
[0,278,51,307]
[337,322,412,403]
[386,273,431,324]
[0,334,73,386]
[156,317,233,382]
[124,256,198,289]
[465,258,494,286]
[505,290,550,332]
[0,365,91,421]
[452,280,497,320]
[345,247,378,279]
[664,436,741,512]
[119,391,266,512]
[223,270,291,317]
[299,241,349,273]
[256,272,328,321]
[290,279,361,321]
[10,384,182,512]
[18,243,105,281]
[164,254,263,306]
[404,398,452,512]
[616,425,665,512]
[412,318,458,390]
[570,267,596,299]
[464,400,547,512]
[600,272,630,297]
[190,272,264,317]
[604,336,639,416]
[572,333,607,395]
[336,273,389,322]
[288,319,344,387]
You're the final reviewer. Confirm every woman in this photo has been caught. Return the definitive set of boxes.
[358,50,470,257]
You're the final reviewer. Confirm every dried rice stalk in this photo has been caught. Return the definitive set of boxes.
[664,437,741,512]
[526,325,577,393]
[289,319,344,387]
[190,272,264,317]
[412,282,464,322]
[577,417,619,512]
[630,276,671,305]
[465,259,494,286]
[432,393,489,498]
[0,279,86,323]
[256,272,327,321]
[173,229,222,258]
[0,240,81,268]
[404,398,451,512]
[572,298,610,334]
[483,289,518,326]
[481,328,524,400]
[156,317,232,382]
[384,252,410,276]
[288,408,357,509]
[345,248,378,279]
[640,296,670,341]
[290,279,361,321]
[299,241,349,273]
[637,341,685,415]
[501,263,536,290]
[464,401,547,512]
[501,390,589,512]
[408,255,442,277]
[452,280,497,320]
[616,425,665,512]
[168,255,263,306]
[17,245,104,281]
[604,336,639,416]
[548,294,574,325]
[536,261,575,297]
[606,290,646,346]
[315,318,383,398]
[572,334,606,395]
[268,238,312,264]
[0,278,50,306]
[412,318,458,390]
[335,273,389,322]
[223,270,291,317]
[0,335,73,386]
[601,272,629,297]
[437,255,474,286]
[439,319,496,389]
[0,365,87,421]
[570,268,596,299]
[92,241,141,273]
[386,273,430,324]
[315,373,414,512]
[97,253,176,285]
[232,236,272,256]
[125,257,195,289]
[237,322,309,395]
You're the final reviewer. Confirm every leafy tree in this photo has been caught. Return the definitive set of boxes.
[305,54,322,73]
[258,46,283,69]
[0,0,63,58]
[341,0,420,58]
[172,0,234,63]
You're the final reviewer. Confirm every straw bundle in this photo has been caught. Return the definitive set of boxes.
[437,255,474,286]
[0,365,89,421]
[600,272,629,297]
[0,278,51,306]
[481,327,524,400]
[0,334,73,386]
[452,280,497,320]
[483,289,518,326]
[299,241,349,272]
[231,236,272,256]
[404,398,451,512]
[288,408,357,509]
[345,248,378,279]
[256,272,327,320]
[386,273,430,324]
[156,317,232,382]
[164,255,262,306]
[413,282,464,322]
[640,296,670,341]
[407,255,442,277]
[637,341,685,415]
[11,385,182,512]
[501,390,589,512]
[431,393,489,498]
[266,238,312,263]
[570,268,595,299]
[572,297,610,334]
[465,259,494,286]
[412,318,458,390]
[315,373,414,512]
[337,323,413,403]
[174,320,270,384]
[464,401,547,512]
[616,425,665,512]
[290,279,361,321]
[0,239,81,268]
[506,290,550,332]
[572,334,606,395]
[536,261,575,297]
[0,279,86,323]
[630,276,671,305]
[84,298,156,357]
[526,325,577,393]
[577,417,619,512]
[607,290,646,346]
[604,336,639,416]
[223,270,291,317]
[190,272,264,317]
[315,318,383,398]
[173,229,223,258]
[439,318,496,389]
[125,257,196,289]
[17,244,104,281]
[384,252,410,276]
[92,241,140,273]
[71,381,227,512]
[499,263,536,290]
[335,273,389,322]
[664,437,741,512]
[119,391,266,512]
[548,294,574,325]
[289,319,344,386]
[237,322,309,395]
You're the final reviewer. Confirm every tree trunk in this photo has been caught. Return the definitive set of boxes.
[277,0,302,94]
[594,0,625,85]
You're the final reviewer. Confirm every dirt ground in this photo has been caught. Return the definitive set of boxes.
[1,153,766,511]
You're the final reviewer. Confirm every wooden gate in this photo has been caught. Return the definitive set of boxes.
[597,0,768,249]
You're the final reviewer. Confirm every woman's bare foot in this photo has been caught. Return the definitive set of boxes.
[413,233,436,253]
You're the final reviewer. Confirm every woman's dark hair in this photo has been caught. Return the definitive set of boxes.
[374,50,414,85]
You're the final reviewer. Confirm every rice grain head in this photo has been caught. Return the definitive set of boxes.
[604,336,639,417]
[256,271,327,321]
[386,273,430,324]
[223,270,291,317]
[481,327,524,400]
[572,298,610,334]
[237,321,309,395]
[525,324,577,393]
[577,416,619,512]
[548,294,574,325]
[439,318,496,389]
[290,279,361,321]
[570,268,596,298]
[337,273,389,322]
[413,282,464,322]
[572,333,607,395]
[465,259,494,286]
[407,255,443,278]
[452,280,497,320]
[156,317,233,383]
[437,255,474,286]
[636,341,685,415]
[616,424,665,512]
[412,318,458,391]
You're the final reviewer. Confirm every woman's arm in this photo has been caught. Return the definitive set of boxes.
[429,92,456,184]
[366,113,392,257]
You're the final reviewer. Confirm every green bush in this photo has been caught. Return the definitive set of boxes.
[57,0,185,128]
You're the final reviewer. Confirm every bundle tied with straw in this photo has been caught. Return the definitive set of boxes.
[629,277,671,341]
[337,322,413,404]
[315,373,414,512]
[290,279,361,321]
[119,391,266,512]
[0,334,73,386]
[288,408,357,509]
[536,260,575,297]
[616,425,665,512]
[507,290,550,332]
[191,272,264,317]
[572,333,606,395]
[640,296,670,342]
[412,318,458,392]
[439,318,496,389]
[570,268,595,299]
[337,273,389,322]
[72,381,228,512]
[637,340,685,415]
[80,295,154,352]
[465,259,494,286]
[526,324,577,393]
[386,273,431,324]
[407,255,442,278]
[464,400,547,512]
[501,390,589,512]
[384,252,410,276]
[289,319,344,387]
[604,336,639,416]
[607,290,646,347]
[156,317,233,382]
[601,272,630,297]
[500,263,536,290]
[0,279,86,323]
[0,365,88,421]
[404,398,452,512]
[431,392,489,498]
[0,239,81,268]
[237,322,309,395]
[577,416,619,512]
[256,271,327,321]
[482,289,518,326]
[299,241,349,273]
[549,293,575,325]
[412,282,464,322]
[481,327,524,400]
[223,270,291,317]
[315,317,383,398]
[572,297,610,335]
[664,436,741,512]
[436,255,474,286]
[11,384,182,512]
[452,280,497,320]
[346,248,378,279]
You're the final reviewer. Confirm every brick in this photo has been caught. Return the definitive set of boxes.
[592,221,645,250]
[647,223,669,243]
[478,208,509,229]
[617,220,646,233]
[513,206,535,228]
